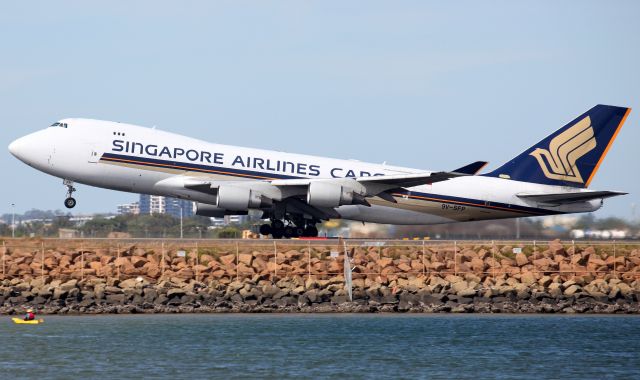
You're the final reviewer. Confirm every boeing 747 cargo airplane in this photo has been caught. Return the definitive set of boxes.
[8,105,630,238]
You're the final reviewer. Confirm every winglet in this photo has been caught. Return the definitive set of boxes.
[453,161,488,175]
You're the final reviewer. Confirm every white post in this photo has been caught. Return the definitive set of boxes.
[116,243,121,280]
[273,240,277,281]
[454,240,457,276]
[235,241,239,282]
[41,242,44,283]
[195,241,199,282]
[161,241,165,279]
[2,240,5,278]
[492,240,495,284]
[422,240,426,277]
[613,240,617,278]
[81,243,84,281]
[11,203,15,239]
[180,206,183,239]
[307,240,311,281]
[572,240,576,277]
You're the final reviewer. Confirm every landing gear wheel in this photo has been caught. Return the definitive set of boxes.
[304,226,318,237]
[271,229,284,239]
[259,224,272,236]
[294,226,305,237]
[64,197,77,209]
[283,226,295,238]
[272,220,284,230]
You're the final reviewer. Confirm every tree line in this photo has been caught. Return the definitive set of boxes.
[0,213,247,239]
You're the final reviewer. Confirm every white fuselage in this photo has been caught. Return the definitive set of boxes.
[9,118,601,224]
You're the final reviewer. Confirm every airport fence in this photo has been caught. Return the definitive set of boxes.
[1,238,639,283]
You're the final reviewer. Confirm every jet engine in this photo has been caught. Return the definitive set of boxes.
[216,186,273,210]
[306,182,357,208]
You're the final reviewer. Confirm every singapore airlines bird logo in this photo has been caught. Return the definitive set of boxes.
[529,116,596,183]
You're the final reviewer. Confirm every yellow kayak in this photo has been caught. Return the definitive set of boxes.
[12,317,44,325]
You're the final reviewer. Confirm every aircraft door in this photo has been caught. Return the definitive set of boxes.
[88,143,101,163]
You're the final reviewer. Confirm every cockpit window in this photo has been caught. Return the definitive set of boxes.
[50,122,67,128]
[50,122,60,127]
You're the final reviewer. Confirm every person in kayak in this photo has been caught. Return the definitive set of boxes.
[24,308,35,321]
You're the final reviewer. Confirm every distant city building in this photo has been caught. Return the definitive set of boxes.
[139,194,165,215]
[117,202,140,215]
[58,228,79,239]
[210,215,249,227]
[165,197,195,218]
[138,194,194,218]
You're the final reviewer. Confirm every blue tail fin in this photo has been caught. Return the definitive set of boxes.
[484,105,631,188]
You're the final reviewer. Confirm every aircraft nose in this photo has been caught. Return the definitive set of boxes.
[8,136,29,161]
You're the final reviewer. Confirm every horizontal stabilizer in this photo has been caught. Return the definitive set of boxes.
[517,190,627,205]
[453,161,488,175]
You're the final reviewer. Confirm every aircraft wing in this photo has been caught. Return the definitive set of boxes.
[168,171,467,210]
[517,191,627,205]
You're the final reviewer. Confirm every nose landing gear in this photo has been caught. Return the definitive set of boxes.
[63,179,77,209]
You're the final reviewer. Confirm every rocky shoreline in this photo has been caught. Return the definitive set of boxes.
[1,239,639,314]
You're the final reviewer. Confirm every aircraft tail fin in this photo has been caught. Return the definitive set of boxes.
[484,105,631,188]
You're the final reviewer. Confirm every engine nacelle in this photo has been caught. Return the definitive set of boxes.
[216,186,272,210]
[306,182,354,208]
[195,203,248,218]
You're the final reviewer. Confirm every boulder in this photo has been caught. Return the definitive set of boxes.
[144,263,161,278]
[238,253,253,266]
[106,294,125,304]
[470,258,486,272]
[104,286,123,294]
[538,276,553,287]
[167,288,186,298]
[521,272,537,286]
[130,256,147,268]
[564,284,581,296]
[118,278,139,289]
[445,275,464,284]
[397,262,412,272]
[219,254,236,266]
[376,258,393,268]
[59,279,78,292]
[457,288,477,298]
[451,281,469,293]
[515,252,529,267]
[52,288,68,300]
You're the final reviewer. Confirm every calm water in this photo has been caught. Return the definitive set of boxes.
[1,314,638,379]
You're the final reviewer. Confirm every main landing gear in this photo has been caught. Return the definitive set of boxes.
[259,219,319,239]
[63,179,77,209]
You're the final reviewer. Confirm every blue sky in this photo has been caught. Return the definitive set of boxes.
[1,1,639,219]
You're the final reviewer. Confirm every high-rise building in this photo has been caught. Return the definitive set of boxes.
[138,194,194,218]
[165,197,195,218]
[117,202,140,215]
